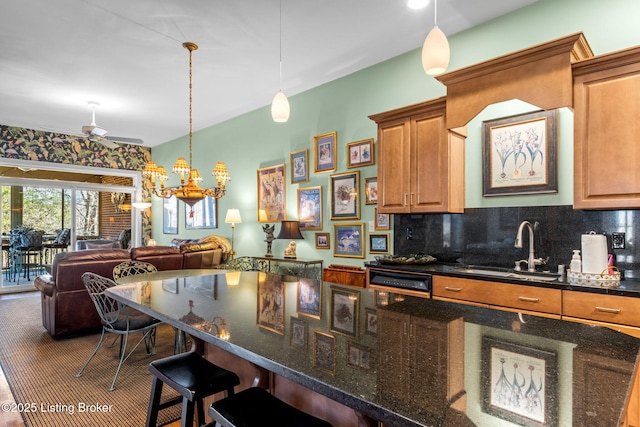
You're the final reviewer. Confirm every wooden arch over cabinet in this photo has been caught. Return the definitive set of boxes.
[436,32,594,129]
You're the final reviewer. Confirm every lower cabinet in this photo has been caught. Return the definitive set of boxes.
[432,276,562,317]
[377,301,465,418]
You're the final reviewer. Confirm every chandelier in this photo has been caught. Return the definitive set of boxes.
[143,42,230,206]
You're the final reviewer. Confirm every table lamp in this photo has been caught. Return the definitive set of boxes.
[276,220,304,259]
[225,208,242,260]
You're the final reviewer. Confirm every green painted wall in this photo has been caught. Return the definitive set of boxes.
[150,0,640,267]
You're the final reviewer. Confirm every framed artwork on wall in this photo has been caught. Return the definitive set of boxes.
[482,110,558,196]
[297,186,322,230]
[330,171,360,220]
[313,132,337,173]
[315,232,330,249]
[290,149,309,184]
[185,196,217,229]
[163,195,178,234]
[374,208,390,230]
[364,177,378,205]
[369,233,389,254]
[347,341,374,371]
[333,223,364,258]
[257,164,286,222]
[347,138,375,168]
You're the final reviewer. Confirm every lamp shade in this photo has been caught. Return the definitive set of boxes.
[271,90,290,123]
[225,208,242,224]
[421,25,450,75]
[276,220,303,240]
[132,202,152,210]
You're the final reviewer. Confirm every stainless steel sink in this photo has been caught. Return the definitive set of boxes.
[453,266,560,282]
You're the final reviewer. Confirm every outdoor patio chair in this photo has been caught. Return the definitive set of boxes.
[113,261,188,353]
[76,272,163,391]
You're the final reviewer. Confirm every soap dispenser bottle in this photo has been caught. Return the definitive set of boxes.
[570,250,582,273]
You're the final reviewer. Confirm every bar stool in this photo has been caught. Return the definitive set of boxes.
[208,387,333,427]
[146,352,240,427]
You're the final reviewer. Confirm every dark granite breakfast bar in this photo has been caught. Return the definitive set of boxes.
[107,269,640,426]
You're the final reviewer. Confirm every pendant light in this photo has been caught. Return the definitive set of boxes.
[271,0,290,122]
[421,0,450,75]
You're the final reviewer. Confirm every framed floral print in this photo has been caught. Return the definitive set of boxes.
[330,171,360,220]
[482,110,558,196]
[313,131,337,173]
[257,164,286,222]
[347,138,374,168]
[297,186,322,230]
[290,149,309,184]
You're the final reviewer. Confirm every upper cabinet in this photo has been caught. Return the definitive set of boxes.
[369,97,467,214]
[573,46,640,209]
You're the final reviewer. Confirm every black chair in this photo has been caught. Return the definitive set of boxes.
[76,272,163,391]
[208,387,333,427]
[10,229,44,281]
[145,351,240,427]
[43,228,70,264]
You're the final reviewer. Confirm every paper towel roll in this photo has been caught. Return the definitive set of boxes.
[581,232,608,274]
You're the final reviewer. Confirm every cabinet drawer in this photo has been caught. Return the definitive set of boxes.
[433,276,562,315]
[563,290,640,327]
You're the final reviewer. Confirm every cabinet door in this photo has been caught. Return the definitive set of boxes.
[412,112,447,213]
[377,118,411,213]
[573,52,640,209]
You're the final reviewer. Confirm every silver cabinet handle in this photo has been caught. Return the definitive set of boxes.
[410,193,414,206]
[444,286,462,292]
[595,306,621,314]
[404,193,408,207]
[518,296,540,303]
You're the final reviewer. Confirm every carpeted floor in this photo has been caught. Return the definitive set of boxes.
[0,294,181,426]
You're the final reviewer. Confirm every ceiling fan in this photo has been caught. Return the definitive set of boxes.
[73,101,144,148]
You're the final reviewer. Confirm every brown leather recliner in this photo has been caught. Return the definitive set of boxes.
[34,249,131,339]
[34,244,227,338]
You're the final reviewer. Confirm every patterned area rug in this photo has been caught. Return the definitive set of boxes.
[0,294,181,426]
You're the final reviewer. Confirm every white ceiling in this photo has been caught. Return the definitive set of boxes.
[0,0,538,147]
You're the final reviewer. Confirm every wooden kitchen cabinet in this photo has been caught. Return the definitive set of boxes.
[573,45,640,209]
[369,97,466,214]
[377,302,464,417]
[432,275,562,317]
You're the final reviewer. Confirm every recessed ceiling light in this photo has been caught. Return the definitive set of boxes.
[407,0,429,10]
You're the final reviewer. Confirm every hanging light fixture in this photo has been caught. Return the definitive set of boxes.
[271,0,290,123]
[421,0,450,75]
[143,42,231,206]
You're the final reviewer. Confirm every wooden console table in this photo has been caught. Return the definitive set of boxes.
[251,256,323,280]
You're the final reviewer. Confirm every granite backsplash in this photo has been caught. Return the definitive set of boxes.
[394,205,639,279]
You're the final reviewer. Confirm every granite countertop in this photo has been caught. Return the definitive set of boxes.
[108,270,640,427]
[366,261,640,297]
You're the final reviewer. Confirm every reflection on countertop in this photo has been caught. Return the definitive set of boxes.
[109,270,640,427]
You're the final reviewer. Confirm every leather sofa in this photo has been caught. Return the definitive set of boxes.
[34,239,229,338]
